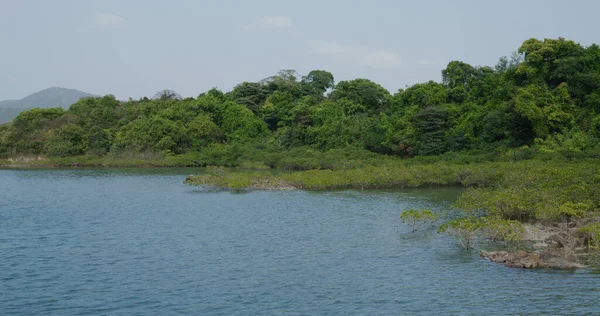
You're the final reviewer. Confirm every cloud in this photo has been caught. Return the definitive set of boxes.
[7,77,17,82]
[95,13,125,27]
[240,16,292,32]
[307,40,402,69]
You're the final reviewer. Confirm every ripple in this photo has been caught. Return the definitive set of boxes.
[1,169,599,315]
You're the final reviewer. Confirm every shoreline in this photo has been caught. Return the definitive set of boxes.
[480,221,599,269]
[4,158,600,269]
[184,164,600,269]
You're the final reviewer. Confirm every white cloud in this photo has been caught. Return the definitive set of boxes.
[308,40,402,69]
[240,16,292,32]
[7,77,17,83]
[95,13,125,27]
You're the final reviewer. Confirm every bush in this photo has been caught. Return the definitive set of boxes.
[400,209,438,233]
[438,217,481,250]
[579,223,600,251]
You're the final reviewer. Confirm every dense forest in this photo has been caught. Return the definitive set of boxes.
[2,37,600,166]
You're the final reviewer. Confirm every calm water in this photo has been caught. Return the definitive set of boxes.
[1,169,599,315]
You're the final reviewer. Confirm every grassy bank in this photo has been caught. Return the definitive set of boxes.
[186,160,600,259]
[0,146,393,169]
[185,159,600,222]
[2,143,594,170]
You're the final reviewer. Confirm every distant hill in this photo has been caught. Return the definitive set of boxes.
[0,87,95,124]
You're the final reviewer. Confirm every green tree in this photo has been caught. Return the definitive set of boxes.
[400,209,438,233]
[331,79,391,112]
[301,70,335,97]
[438,217,481,250]
[153,89,182,101]
[413,106,448,155]
[229,82,268,114]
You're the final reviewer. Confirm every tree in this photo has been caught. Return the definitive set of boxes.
[413,106,448,155]
[517,37,585,86]
[261,69,301,97]
[400,209,438,233]
[68,95,119,128]
[331,79,391,112]
[478,217,523,244]
[399,81,447,108]
[438,217,481,250]
[13,108,66,132]
[579,223,600,251]
[229,82,268,114]
[153,89,182,101]
[513,84,574,139]
[220,102,269,143]
[186,113,222,148]
[442,61,475,89]
[301,70,335,97]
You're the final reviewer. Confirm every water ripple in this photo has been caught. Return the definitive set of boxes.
[1,169,599,315]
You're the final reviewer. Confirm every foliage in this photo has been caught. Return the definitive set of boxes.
[438,217,481,250]
[579,223,600,250]
[153,89,182,101]
[478,217,524,245]
[3,37,600,167]
[400,209,438,233]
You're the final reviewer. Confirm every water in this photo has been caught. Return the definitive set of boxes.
[1,169,599,315]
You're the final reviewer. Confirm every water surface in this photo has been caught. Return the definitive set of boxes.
[1,169,598,315]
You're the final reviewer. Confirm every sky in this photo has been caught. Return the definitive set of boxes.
[1,0,600,100]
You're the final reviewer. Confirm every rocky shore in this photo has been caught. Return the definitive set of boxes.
[481,249,586,269]
[480,221,596,269]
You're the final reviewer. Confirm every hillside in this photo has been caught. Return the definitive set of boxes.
[0,87,94,124]
[1,37,600,163]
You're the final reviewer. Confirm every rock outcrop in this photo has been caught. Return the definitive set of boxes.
[481,249,586,269]
[480,220,596,269]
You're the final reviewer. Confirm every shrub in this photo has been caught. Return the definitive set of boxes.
[400,209,438,233]
[438,217,481,250]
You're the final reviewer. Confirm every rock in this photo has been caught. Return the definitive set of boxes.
[515,250,528,258]
[532,242,548,249]
[522,223,557,242]
[521,260,537,269]
[541,248,577,262]
[480,248,585,270]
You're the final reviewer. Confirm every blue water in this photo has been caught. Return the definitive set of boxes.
[1,169,599,315]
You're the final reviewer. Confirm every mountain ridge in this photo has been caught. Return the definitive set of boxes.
[0,87,95,123]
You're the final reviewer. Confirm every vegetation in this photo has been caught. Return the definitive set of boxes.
[2,37,600,166]
[186,160,599,256]
[580,224,600,250]
[0,87,93,124]
[400,209,438,233]
[438,217,480,250]
[3,37,600,258]
[438,217,524,250]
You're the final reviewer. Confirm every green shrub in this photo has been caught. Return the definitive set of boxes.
[438,217,481,250]
[579,223,600,250]
[400,209,438,233]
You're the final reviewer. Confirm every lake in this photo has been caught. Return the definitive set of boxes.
[1,169,599,315]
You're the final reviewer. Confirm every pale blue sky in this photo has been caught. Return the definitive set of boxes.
[1,0,599,100]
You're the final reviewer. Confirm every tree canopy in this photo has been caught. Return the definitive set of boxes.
[2,37,600,161]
